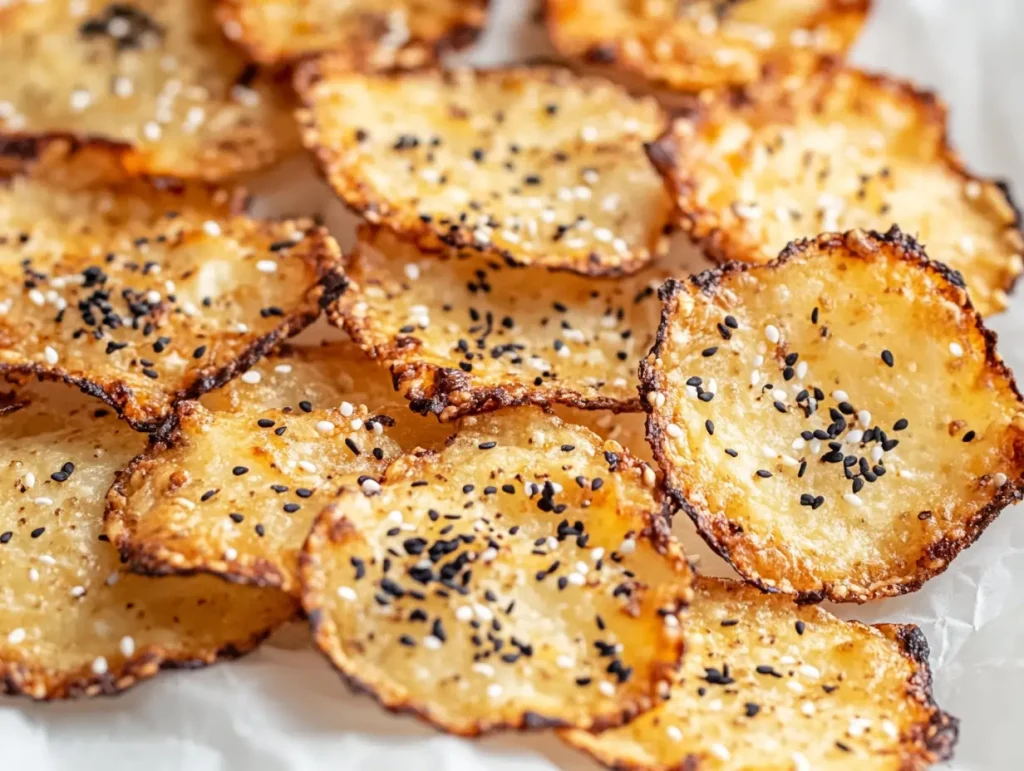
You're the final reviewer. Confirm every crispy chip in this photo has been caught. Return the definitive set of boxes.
[0,151,345,430]
[297,62,672,275]
[544,0,869,93]
[199,342,454,450]
[0,0,297,179]
[648,65,1024,315]
[641,228,1024,603]
[217,0,488,66]
[562,576,957,770]
[300,408,691,735]
[106,397,403,594]
[0,383,296,700]
[331,227,677,420]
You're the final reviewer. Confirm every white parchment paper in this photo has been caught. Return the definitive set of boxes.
[3,1,1023,768]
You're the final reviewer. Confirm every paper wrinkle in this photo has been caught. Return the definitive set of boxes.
[4,1,1024,768]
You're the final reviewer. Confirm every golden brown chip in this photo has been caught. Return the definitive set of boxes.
[331,227,676,420]
[300,407,691,735]
[0,152,345,430]
[0,383,297,700]
[199,342,453,450]
[648,65,1024,316]
[106,399,403,595]
[297,62,672,275]
[217,0,488,66]
[0,0,297,180]
[641,228,1024,603]
[562,576,957,770]
[544,0,869,93]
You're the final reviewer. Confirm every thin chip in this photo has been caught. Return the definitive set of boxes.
[562,576,957,770]
[105,399,403,595]
[648,65,1024,316]
[0,383,296,700]
[200,342,454,451]
[0,149,345,430]
[217,0,488,66]
[0,0,297,180]
[297,62,672,275]
[300,408,691,735]
[331,227,673,420]
[544,0,869,93]
[641,228,1024,603]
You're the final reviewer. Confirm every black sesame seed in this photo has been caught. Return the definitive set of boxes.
[299,401,312,413]
[725,448,738,457]
[881,349,894,367]
[283,503,300,513]
[795,620,806,635]
[756,470,772,478]
[893,418,909,431]
[962,430,976,443]
[478,441,497,450]
[30,527,45,538]
[232,466,249,476]
[229,512,244,523]
[745,703,761,717]
[257,418,275,428]
[702,346,718,357]
[705,420,715,436]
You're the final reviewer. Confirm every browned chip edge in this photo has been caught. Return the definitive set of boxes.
[639,226,1024,604]
[298,445,688,736]
[645,61,1024,310]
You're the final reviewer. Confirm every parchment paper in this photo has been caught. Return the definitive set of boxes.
[3,1,1023,768]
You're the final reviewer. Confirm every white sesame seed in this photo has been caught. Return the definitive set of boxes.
[832,390,849,401]
[70,586,86,598]
[798,664,820,679]
[456,606,474,622]
[360,478,381,494]
[235,323,249,334]
[23,472,35,489]
[7,628,26,644]
[28,288,45,306]
[274,364,293,374]
[858,410,872,428]
[43,346,59,365]
[590,547,605,561]
[203,221,222,238]
[950,342,964,357]
[256,260,277,273]
[843,493,863,507]
[350,418,363,431]
[881,719,898,738]
[764,324,780,344]
[772,388,787,402]
[480,547,498,562]
[28,568,38,582]
[472,662,495,677]
[315,420,335,434]
[787,680,805,694]
[69,88,93,112]
[113,76,134,98]
[486,683,504,699]
[598,681,615,697]
[795,361,808,379]
[241,371,261,384]
[404,263,420,280]
[666,725,683,742]
[792,751,810,771]
[619,537,636,555]
[336,586,357,601]
[556,654,574,669]
[801,701,816,716]
[339,401,354,417]
[120,636,136,657]
[580,125,598,142]
[143,121,162,141]
[994,472,1008,487]
[298,461,317,473]
[848,717,871,736]
[423,635,442,650]
[568,572,586,586]
[34,496,54,506]
[91,656,109,675]
[845,430,864,444]
[146,290,161,304]
[224,547,238,560]
[791,437,805,450]
[871,445,885,463]
[750,369,761,386]
[666,423,683,438]
[710,744,731,761]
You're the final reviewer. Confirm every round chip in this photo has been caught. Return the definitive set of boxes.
[0,383,297,700]
[0,146,345,430]
[200,342,454,451]
[562,576,958,770]
[297,62,672,275]
[544,0,869,93]
[641,228,1024,603]
[648,65,1024,316]
[0,0,297,180]
[217,0,488,66]
[300,408,691,735]
[331,227,674,420]
[106,399,403,595]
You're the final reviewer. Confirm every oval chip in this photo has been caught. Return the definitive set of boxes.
[562,576,957,770]
[0,383,296,700]
[217,0,488,66]
[0,147,345,430]
[0,0,297,179]
[641,228,1024,603]
[331,227,675,420]
[106,399,403,595]
[648,65,1024,315]
[300,407,691,735]
[544,0,869,94]
[297,62,672,275]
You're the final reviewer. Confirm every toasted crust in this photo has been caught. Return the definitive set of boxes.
[0,145,345,431]
[641,228,1024,603]
[299,408,690,736]
[544,0,869,93]
[0,383,297,700]
[330,227,684,421]
[649,64,1024,315]
[0,0,298,180]
[561,576,957,770]
[217,0,488,66]
[297,62,672,276]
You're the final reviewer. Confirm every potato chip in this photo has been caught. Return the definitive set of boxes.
[648,65,1024,315]
[641,228,1024,603]
[0,0,297,180]
[300,408,691,735]
[331,227,674,420]
[200,342,453,450]
[106,398,403,595]
[544,0,869,93]
[297,62,672,275]
[0,383,296,700]
[0,151,345,430]
[562,576,958,770]
[217,0,488,66]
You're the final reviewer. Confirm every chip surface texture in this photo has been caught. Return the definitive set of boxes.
[642,228,1024,602]
[301,408,691,734]
[562,576,958,770]
[298,63,672,275]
